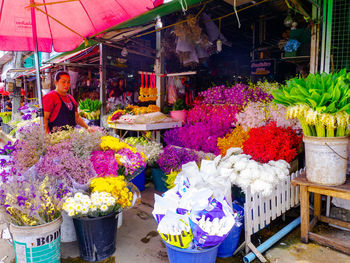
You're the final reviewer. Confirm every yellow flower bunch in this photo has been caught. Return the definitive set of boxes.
[90,176,133,208]
[125,105,160,115]
[101,136,135,152]
[165,170,179,189]
[100,136,147,161]
[217,126,249,156]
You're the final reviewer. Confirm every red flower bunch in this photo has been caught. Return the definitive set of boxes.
[243,122,302,163]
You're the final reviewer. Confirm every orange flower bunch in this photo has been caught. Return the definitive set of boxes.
[217,126,249,156]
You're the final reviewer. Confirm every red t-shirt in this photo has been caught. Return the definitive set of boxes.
[43,91,78,123]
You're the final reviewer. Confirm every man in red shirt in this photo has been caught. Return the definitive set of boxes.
[43,71,89,133]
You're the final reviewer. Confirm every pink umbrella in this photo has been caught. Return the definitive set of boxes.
[0,0,155,130]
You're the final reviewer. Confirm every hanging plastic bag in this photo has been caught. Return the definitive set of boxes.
[167,77,178,104]
[175,77,186,96]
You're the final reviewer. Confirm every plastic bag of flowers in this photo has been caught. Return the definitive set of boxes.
[152,161,241,250]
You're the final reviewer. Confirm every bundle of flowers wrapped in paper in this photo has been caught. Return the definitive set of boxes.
[242,122,302,163]
[217,126,249,156]
[0,175,70,226]
[153,161,242,249]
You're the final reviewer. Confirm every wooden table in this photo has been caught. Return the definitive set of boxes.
[107,121,182,142]
[292,172,350,254]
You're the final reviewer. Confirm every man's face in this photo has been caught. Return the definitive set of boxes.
[55,74,71,94]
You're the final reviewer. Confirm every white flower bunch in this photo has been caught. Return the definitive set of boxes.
[63,192,117,218]
[135,141,163,166]
[215,148,290,197]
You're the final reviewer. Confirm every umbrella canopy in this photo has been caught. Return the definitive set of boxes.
[0,0,155,52]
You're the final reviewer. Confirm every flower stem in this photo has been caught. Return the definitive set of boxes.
[315,123,325,137]
[336,126,345,137]
[326,127,335,137]
[299,117,312,136]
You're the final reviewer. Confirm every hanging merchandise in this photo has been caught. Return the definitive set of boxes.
[139,73,157,102]
[167,77,178,105]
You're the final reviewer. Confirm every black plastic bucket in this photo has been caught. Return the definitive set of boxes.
[73,212,119,262]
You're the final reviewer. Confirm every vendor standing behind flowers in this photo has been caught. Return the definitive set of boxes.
[43,71,89,133]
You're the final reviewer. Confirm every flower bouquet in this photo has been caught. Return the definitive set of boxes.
[272,70,350,185]
[0,175,70,226]
[79,99,102,120]
[64,176,134,261]
[242,122,302,163]
[272,70,350,137]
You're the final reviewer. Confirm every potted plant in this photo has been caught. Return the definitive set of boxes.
[79,99,102,126]
[65,176,133,262]
[170,98,188,123]
[272,70,350,185]
[0,175,69,262]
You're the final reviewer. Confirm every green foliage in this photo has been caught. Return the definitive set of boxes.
[172,98,187,111]
[272,70,350,114]
[79,99,102,112]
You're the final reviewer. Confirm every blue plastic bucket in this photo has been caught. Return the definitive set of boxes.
[217,203,244,258]
[151,168,168,192]
[164,242,220,263]
[131,169,145,191]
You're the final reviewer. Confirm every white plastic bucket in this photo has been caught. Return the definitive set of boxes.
[61,212,77,242]
[9,216,62,263]
[303,135,349,186]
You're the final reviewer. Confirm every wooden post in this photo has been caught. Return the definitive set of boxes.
[300,185,309,243]
[155,17,164,109]
[310,0,320,73]
[314,193,321,219]
[99,43,107,124]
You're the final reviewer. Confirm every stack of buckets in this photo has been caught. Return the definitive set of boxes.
[164,203,244,263]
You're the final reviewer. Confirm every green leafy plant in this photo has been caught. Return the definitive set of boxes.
[272,70,350,137]
[79,99,102,120]
[172,98,188,111]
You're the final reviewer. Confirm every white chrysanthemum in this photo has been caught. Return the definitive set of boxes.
[82,199,91,207]
[90,205,97,211]
[100,204,108,212]
[68,210,75,217]
[74,203,83,213]
[81,206,89,215]
[74,192,84,200]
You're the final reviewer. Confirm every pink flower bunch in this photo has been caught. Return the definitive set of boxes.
[186,104,239,126]
[90,150,119,177]
[198,83,273,106]
[116,148,146,176]
[164,121,231,154]
[36,139,95,186]
[235,102,267,131]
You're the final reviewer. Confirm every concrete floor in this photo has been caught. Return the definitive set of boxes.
[1,184,350,263]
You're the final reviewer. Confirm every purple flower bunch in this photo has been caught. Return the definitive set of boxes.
[157,146,199,174]
[0,140,17,155]
[36,139,95,186]
[0,175,70,226]
[198,83,273,106]
[164,120,230,155]
[186,104,239,125]
[90,150,119,177]
[115,148,146,176]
